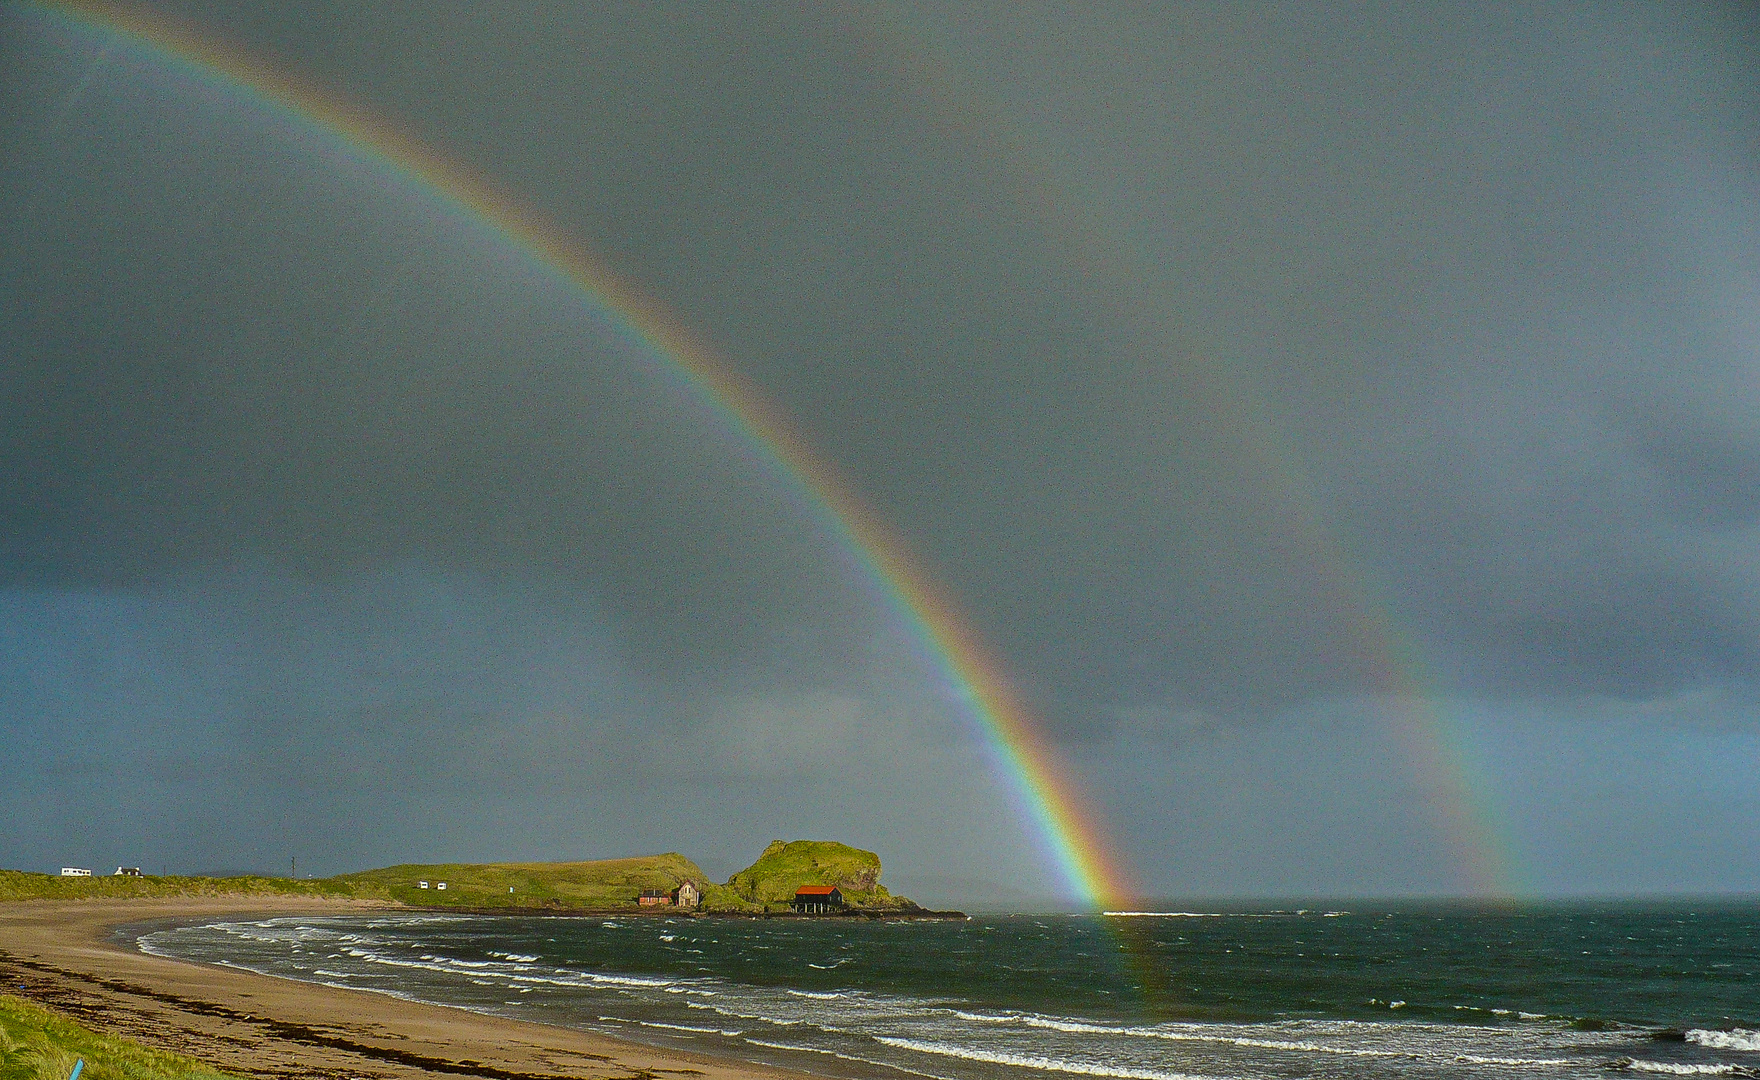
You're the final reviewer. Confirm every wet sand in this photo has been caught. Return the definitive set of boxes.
[0,898,826,1080]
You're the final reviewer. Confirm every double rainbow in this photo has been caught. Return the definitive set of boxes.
[30,1,1133,909]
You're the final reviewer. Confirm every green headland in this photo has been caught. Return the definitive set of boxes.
[1,840,955,917]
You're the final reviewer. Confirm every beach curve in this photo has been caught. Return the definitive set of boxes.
[0,897,830,1080]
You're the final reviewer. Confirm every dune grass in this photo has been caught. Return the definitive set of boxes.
[0,871,375,905]
[0,995,237,1080]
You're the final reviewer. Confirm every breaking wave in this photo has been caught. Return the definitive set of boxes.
[135,911,1760,1080]
[874,1036,1223,1080]
[1690,1032,1760,1053]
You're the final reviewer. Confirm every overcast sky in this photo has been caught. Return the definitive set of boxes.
[4,2,1759,903]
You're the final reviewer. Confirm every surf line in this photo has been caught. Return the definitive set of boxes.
[35,1,1133,910]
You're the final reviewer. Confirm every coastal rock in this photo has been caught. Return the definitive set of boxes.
[723,840,912,910]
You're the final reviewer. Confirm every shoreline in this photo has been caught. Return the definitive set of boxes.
[405,904,967,920]
[0,897,834,1080]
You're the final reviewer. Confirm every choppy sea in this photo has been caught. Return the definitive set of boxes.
[135,905,1760,1080]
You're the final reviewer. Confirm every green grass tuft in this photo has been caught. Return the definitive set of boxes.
[0,995,238,1080]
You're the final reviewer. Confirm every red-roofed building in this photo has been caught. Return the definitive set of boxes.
[792,885,844,913]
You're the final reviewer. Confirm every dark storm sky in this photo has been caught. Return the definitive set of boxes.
[4,2,1759,901]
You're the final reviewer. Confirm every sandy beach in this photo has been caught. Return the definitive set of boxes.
[0,898,823,1080]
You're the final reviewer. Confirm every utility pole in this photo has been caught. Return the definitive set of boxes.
[291,856,296,879]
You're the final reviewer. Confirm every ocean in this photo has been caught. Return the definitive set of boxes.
[135,905,1760,1080]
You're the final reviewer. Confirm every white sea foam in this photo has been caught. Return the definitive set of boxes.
[598,1016,743,1037]
[1452,1054,1576,1067]
[1018,1016,1116,1035]
[953,1010,1019,1024]
[1103,912,1291,919]
[952,1011,1398,1058]
[292,942,680,993]
[490,951,540,963]
[1625,1061,1749,1075]
[1152,1031,1397,1058]
[1690,1031,1760,1052]
[875,1036,1226,1080]
[742,1038,947,1079]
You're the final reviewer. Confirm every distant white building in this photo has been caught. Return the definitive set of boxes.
[419,881,430,889]
[436,881,447,890]
[114,867,142,877]
[60,868,91,877]
[673,881,700,909]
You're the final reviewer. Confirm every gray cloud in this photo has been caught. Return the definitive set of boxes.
[5,2,1760,894]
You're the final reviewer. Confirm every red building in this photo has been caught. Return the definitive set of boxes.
[792,885,844,913]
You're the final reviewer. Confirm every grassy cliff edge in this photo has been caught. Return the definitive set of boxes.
[725,840,917,911]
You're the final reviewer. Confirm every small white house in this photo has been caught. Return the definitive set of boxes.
[114,867,142,877]
[419,881,430,889]
[436,881,447,890]
[60,867,91,877]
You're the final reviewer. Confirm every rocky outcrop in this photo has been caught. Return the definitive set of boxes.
[722,840,910,909]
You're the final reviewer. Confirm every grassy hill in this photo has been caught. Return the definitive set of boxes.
[333,853,738,910]
[1,841,925,914]
[0,859,730,912]
[724,840,916,911]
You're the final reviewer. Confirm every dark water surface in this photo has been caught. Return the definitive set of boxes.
[138,904,1760,1080]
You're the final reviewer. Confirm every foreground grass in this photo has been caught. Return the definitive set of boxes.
[0,995,237,1080]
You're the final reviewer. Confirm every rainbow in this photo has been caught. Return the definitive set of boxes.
[850,10,1523,896]
[27,1,1134,909]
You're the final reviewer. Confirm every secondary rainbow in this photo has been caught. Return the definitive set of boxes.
[33,1,1133,909]
[849,9,1521,895]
